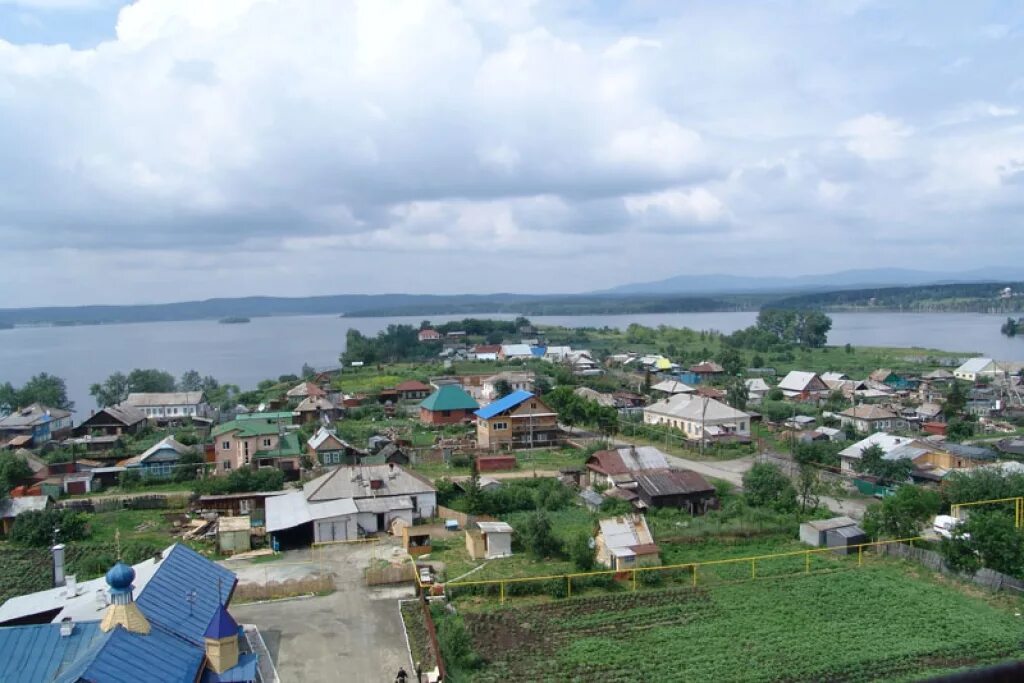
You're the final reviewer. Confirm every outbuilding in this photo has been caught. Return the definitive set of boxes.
[799,516,858,547]
[466,521,514,560]
[217,516,252,555]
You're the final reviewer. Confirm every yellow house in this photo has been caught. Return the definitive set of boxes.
[474,390,560,450]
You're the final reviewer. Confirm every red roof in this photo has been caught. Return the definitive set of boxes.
[690,361,725,373]
[394,380,432,392]
[473,345,502,354]
[586,450,630,475]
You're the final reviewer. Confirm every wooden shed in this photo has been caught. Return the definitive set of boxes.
[217,515,252,555]
[401,525,432,556]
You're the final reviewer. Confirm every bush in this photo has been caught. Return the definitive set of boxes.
[119,469,143,491]
[568,531,596,571]
[11,509,90,547]
[742,462,796,512]
[436,613,481,672]
[193,467,285,495]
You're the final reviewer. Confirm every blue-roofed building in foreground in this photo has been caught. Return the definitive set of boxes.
[0,544,266,683]
[474,390,562,450]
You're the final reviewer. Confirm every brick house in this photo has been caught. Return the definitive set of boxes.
[418,385,479,425]
[475,390,560,450]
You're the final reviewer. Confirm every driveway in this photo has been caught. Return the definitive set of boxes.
[229,542,415,682]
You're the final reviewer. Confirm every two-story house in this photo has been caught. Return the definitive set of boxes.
[475,390,560,450]
[211,415,303,476]
[0,403,73,447]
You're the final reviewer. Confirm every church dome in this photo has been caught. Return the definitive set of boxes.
[105,561,135,592]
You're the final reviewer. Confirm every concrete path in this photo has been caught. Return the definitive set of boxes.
[230,543,415,682]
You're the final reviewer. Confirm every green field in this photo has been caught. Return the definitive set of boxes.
[444,562,1024,682]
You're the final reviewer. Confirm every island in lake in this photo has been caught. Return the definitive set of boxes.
[219,316,251,324]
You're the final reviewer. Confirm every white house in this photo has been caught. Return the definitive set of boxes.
[954,357,997,382]
[744,378,771,403]
[837,433,927,473]
[643,395,751,441]
[651,379,696,396]
[124,392,211,421]
[777,371,830,400]
[481,371,535,401]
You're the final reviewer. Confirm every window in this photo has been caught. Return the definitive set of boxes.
[221,440,230,450]
[492,421,508,430]
[263,438,272,447]
[530,402,537,409]
[442,410,451,417]
[222,461,231,470]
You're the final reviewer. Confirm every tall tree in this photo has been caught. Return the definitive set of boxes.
[3,373,74,411]
[725,379,748,410]
[90,371,130,408]
[854,444,913,486]
[179,369,203,391]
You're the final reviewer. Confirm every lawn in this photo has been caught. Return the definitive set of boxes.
[445,561,1024,682]
[86,508,188,547]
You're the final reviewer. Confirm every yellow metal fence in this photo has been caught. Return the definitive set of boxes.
[950,496,1024,528]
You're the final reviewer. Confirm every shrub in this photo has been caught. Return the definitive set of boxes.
[11,509,89,547]
[568,531,596,571]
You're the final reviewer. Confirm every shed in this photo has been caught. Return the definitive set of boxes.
[466,521,514,560]
[825,525,868,555]
[799,516,858,547]
[477,455,517,472]
[217,516,252,555]
[401,525,432,556]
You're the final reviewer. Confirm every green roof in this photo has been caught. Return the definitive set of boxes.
[419,385,479,412]
[237,411,295,421]
[254,432,302,458]
[212,418,286,438]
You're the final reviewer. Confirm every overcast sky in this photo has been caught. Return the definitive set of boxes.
[1,1,1023,307]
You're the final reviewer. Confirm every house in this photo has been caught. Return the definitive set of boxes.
[613,390,647,410]
[910,442,997,481]
[567,351,603,376]
[481,371,535,401]
[812,426,844,442]
[74,404,147,437]
[838,405,907,434]
[638,355,678,373]
[465,521,514,560]
[837,433,927,474]
[211,416,303,475]
[285,381,327,402]
[573,386,617,408]
[471,344,501,361]
[744,378,771,404]
[954,357,997,382]
[777,371,830,400]
[499,343,534,360]
[967,386,999,416]
[419,385,479,425]
[595,515,660,571]
[0,404,73,447]
[821,372,849,382]
[633,469,716,514]
[0,543,260,683]
[307,427,367,466]
[585,446,671,488]
[266,463,436,546]
[651,379,696,396]
[0,494,50,535]
[294,396,340,424]
[475,390,560,450]
[394,380,432,401]
[689,361,725,380]
[643,395,751,441]
[122,436,195,478]
[418,329,442,342]
[868,369,915,391]
[124,392,211,423]
[784,415,817,430]
[914,403,945,424]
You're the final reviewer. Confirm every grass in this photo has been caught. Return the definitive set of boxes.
[446,558,1024,682]
[86,508,187,547]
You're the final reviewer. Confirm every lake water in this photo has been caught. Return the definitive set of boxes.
[0,311,1021,413]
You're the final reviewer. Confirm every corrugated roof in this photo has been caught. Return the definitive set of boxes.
[0,495,49,520]
[303,464,436,503]
[419,385,479,412]
[840,405,899,421]
[651,380,695,394]
[59,622,206,683]
[266,491,359,533]
[0,403,72,429]
[212,417,288,438]
[778,371,825,392]
[90,404,147,427]
[956,357,994,374]
[394,380,431,392]
[125,392,205,408]
[474,390,534,419]
[633,469,714,497]
[0,621,106,683]
[476,521,514,534]
[137,437,193,464]
[644,394,750,422]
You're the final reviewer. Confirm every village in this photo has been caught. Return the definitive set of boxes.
[3,316,1024,681]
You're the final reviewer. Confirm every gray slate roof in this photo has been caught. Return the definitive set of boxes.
[303,464,435,502]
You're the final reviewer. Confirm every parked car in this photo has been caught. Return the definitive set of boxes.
[933,514,967,540]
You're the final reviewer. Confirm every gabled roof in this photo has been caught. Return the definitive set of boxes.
[587,446,670,475]
[840,405,899,421]
[838,433,927,460]
[644,394,750,422]
[744,378,771,392]
[598,515,655,555]
[307,427,360,452]
[500,344,533,357]
[633,468,714,497]
[302,464,436,503]
[778,371,826,392]
[125,392,205,407]
[212,415,288,438]
[689,361,724,373]
[295,396,336,412]
[394,380,431,392]
[651,380,695,394]
[0,404,72,429]
[956,357,994,374]
[474,390,536,419]
[286,382,326,399]
[87,404,147,427]
[419,385,479,412]
[137,436,193,464]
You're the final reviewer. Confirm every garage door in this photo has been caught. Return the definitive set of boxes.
[66,480,87,495]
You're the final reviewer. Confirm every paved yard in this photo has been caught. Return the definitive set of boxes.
[230,542,415,682]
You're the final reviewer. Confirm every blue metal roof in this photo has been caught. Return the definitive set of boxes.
[136,543,237,646]
[0,622,106,683]
[204,605,239,639]
[475,390,535,419]
[530,346,546,357]
[56,625,205,683]
[201,653,259,683]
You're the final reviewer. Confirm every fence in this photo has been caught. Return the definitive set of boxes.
[366,564,415,586]
[233,575,335,602]
[878,542,1024,593]
[950,496,1024,528]
[58,494,190,513]
[442,537,924,605]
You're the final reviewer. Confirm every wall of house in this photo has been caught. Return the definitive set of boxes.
[216,432,282,473]
[419,407,474,426]
[314,514,357,543]
[465,530,487,560]
[356,507,414,534]
[484,532,513,559]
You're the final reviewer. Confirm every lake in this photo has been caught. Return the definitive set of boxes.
[0,311,1021,413]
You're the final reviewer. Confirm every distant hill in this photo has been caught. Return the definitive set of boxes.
[771,281,1024,313]
[601,267,1024,295]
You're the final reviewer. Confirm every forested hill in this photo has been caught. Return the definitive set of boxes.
[772,282,1024,312]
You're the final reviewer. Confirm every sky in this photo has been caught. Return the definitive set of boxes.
[1,0,1023,307]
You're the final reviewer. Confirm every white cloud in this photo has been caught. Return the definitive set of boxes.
[838,114,913,161]
[624,187,727,228]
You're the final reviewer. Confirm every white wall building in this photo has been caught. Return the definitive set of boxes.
[124,392,211,421]
[643,395,751,440]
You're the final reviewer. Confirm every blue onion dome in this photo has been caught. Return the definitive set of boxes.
[105,561,136,591]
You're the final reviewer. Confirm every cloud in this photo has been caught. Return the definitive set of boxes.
[0,0,1022,304]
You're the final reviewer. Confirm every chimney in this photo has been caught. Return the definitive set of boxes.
[65,575,78,597]
[60,617,74,638]
[52,544,66,587]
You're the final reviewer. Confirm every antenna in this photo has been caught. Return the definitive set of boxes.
[115,529,122,561]
[185,590,197,616]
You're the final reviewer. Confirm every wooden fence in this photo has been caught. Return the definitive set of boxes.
[366,564,416,586]
[878,542,1024,593]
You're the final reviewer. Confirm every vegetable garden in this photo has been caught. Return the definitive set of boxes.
[443,563,1024,682]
